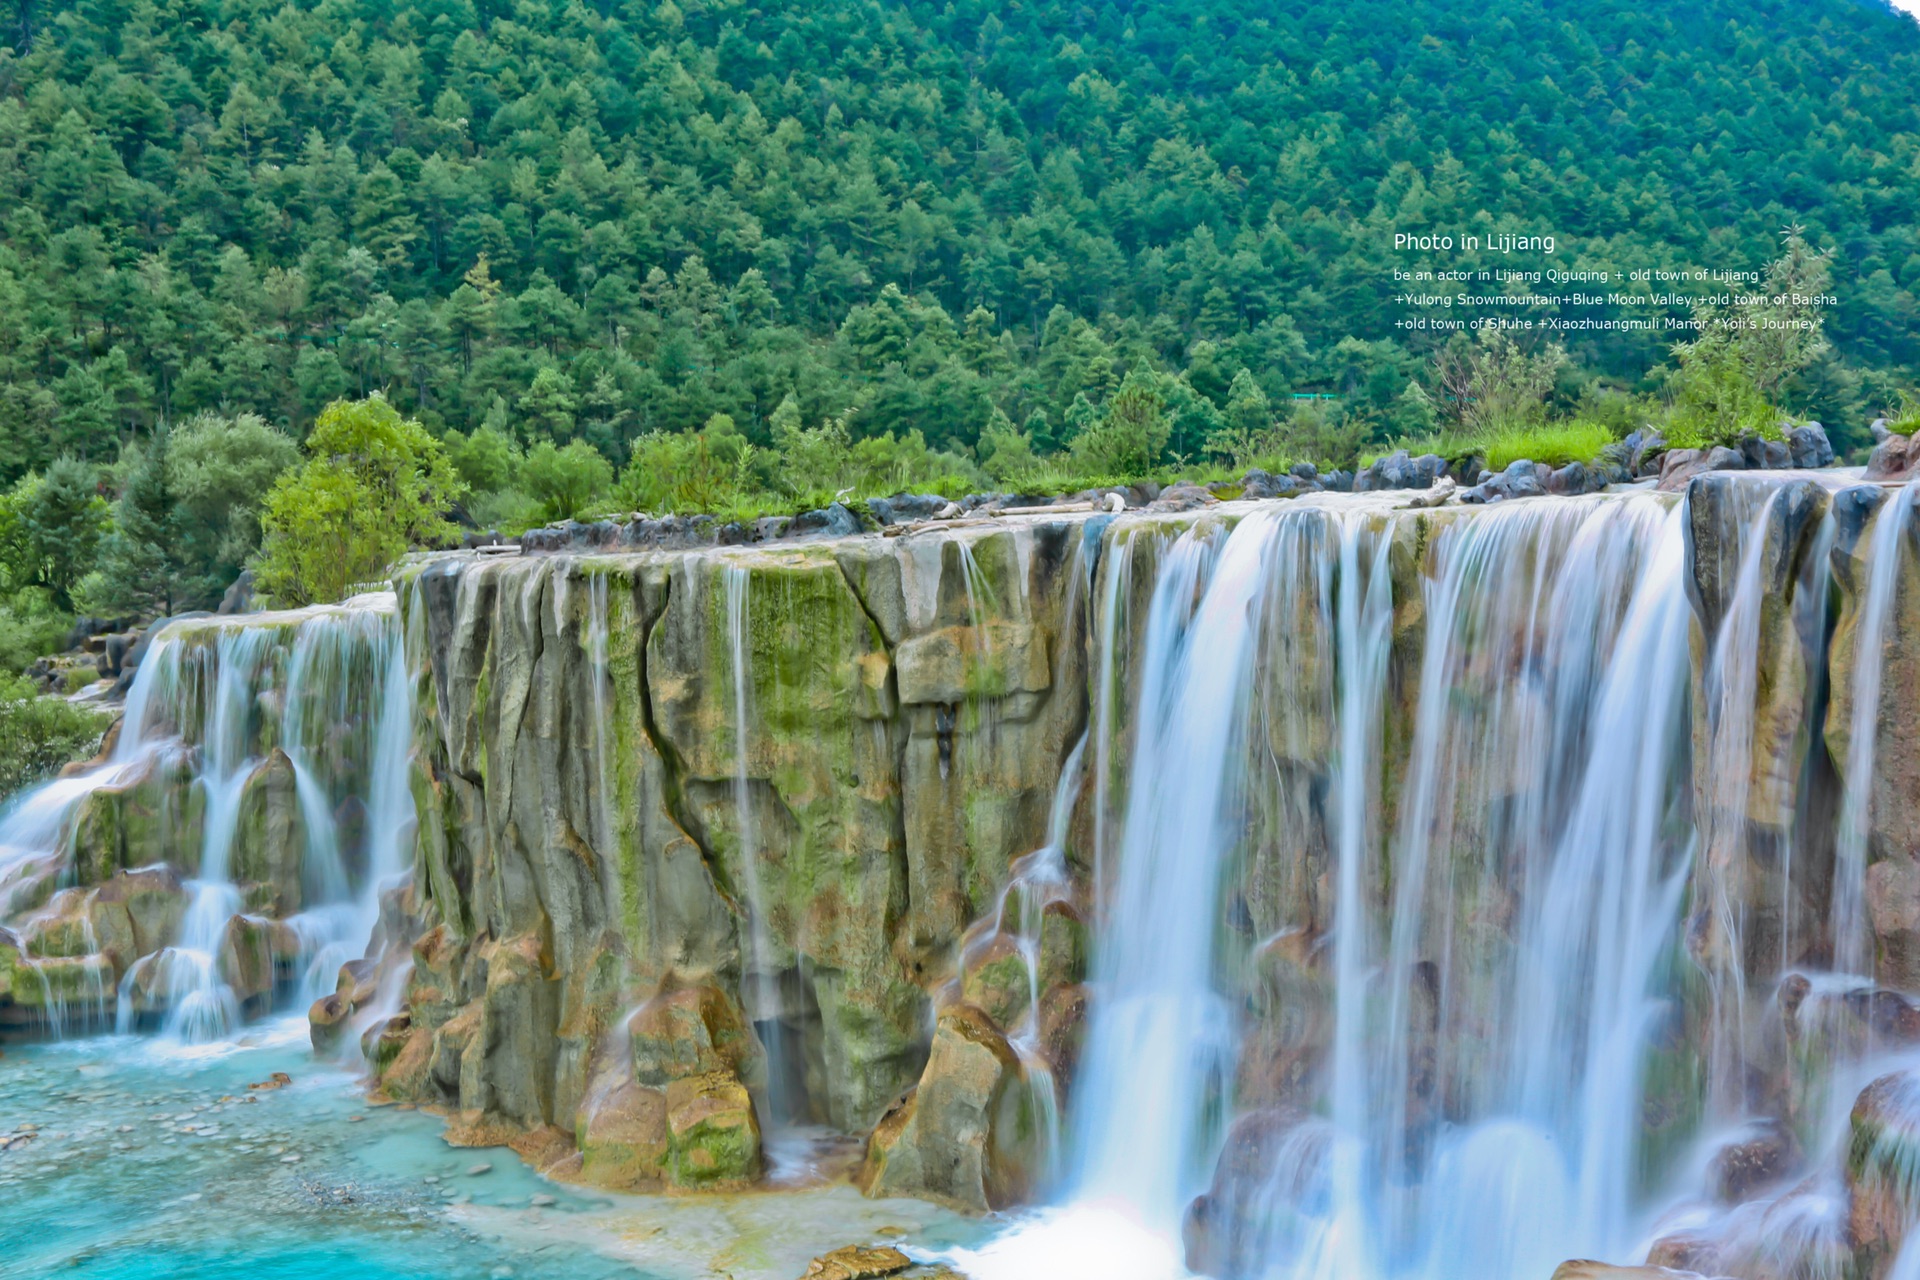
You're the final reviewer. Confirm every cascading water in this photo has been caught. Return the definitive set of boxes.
[951,492,1725,1280]
[1,596,412,1046]
[1833,480,1918,977]
[10,476,1920,1280]
[153,626,282,1042]
[723,561,795,1128]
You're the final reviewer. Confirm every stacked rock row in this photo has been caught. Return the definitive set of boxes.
[487,423,1899,564]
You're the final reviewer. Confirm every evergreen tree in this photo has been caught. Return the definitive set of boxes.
[91,430,179,616]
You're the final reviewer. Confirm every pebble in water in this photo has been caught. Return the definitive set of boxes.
[466,1162,492,1176]
[528,1193,556,1208]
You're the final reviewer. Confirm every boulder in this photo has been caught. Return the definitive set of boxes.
[1239,470,1299,500]
[1787,424,1835,470]
[1356,450,1441,492]
[90,865,185,957]
[1460,458,1548,504]
[1655,448,1701,487]
[665,1071,762,1189]
[1866,433,1915,482]
[1148,483,1218,513]
[859,1005,1049,1212]
[960,934,1035,1031]
[576,1076,671,1190]
[217,570,255,615]
[1630,430,1668,476]
[799,1245,912,1280]
[1184,1108,1319,1280]
[1548,461,1592,495]
[626,985,757,1087]
[220,913,296,1007]
[790,503,862,539]
[1848,1069,1920,1268]
[1707,1118,1798,1203]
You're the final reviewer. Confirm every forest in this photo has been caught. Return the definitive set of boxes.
[0,0,1917,684]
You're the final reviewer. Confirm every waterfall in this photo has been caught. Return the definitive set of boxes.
[723,561,793,1125]
[1832,480,1918,977]
[1,596,410,1045]
[152,626,282,1043]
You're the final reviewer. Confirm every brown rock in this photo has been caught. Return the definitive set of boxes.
[576,1075,670,1190]
[1864,433,1914,482]
[1848,1068,1920,1268]
[1644,1234,1721,1274]
[1036,983,1088,1096]
[1549,1264,1719,1280]
[627,985,756,1087]
[1708,1118,1798,1203]
[664,1070,762,1189]
[798,1244,912,1280]
[859,1004,1049,1212]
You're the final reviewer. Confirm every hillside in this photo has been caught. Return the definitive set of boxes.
[2,0,1919,473]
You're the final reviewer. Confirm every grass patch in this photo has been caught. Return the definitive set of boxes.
[1366,421,1618,473]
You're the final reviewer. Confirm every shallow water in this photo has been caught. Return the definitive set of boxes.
[0,1020,984,1280]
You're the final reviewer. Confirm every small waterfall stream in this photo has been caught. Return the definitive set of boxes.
[1833,480,1918,976]
[5,596,412,1046]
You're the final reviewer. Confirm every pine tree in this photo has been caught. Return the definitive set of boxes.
[93,430,178,616]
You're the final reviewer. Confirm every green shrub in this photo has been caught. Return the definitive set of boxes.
[255,397,464,605]
[523,440,615,522]
[0,589,73,675]
[0,673,110,795]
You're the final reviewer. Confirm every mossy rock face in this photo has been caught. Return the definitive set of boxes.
[664,1071,762,1189]
[18,891,95,959]
[627,985,757,1087]
[6,952,111,1011]
[576,1076,671,1190]
[91,865,186,958]
[361,1013,414,1072]
[70,757,204,888]
[1037,901,1088,990]
[895,622,1050,705]
[229,749,307,916]
[960,937,1034,1032]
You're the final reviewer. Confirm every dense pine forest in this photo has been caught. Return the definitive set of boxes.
[0,0,1915,691]
[4,0,1920,474]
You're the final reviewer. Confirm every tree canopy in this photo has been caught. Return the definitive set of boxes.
[0,0,1915,478]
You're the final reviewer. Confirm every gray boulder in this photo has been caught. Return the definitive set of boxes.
[789,502,862,539]
[1787,424,1835,469]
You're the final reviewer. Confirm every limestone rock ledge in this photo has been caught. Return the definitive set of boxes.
[358,518,1096,1196]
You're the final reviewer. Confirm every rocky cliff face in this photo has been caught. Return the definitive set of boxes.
[370,519,1095,1196]
[8,476,1920,1273]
